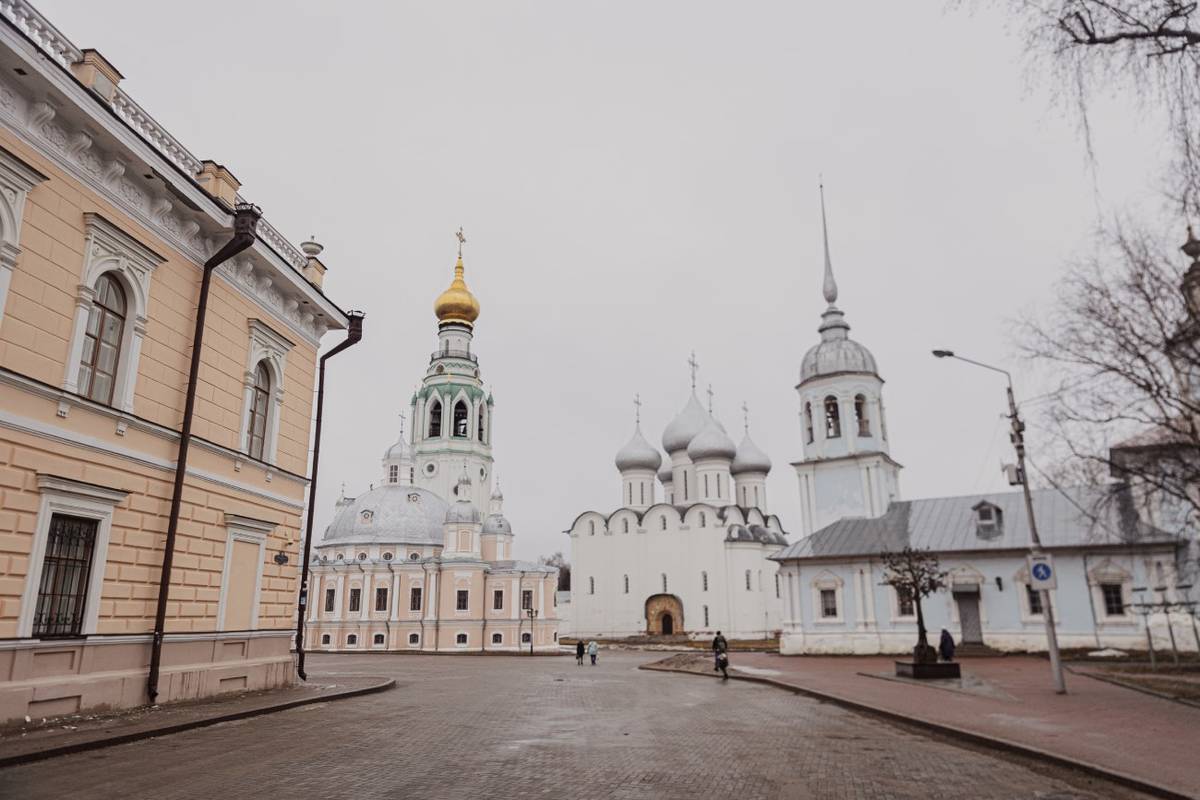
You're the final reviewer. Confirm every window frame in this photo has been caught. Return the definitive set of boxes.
[31,514,99,639]
[409,586,423,611]
[20,476,128,639]
[493,588,504,610]
[76,272,127,406]
[239,320,292,465]
[246,362,272,461]
[823,395,841,438]
[456,589,469,611]
[375,586,389,612]
[324,588,336,613]
[348,587,362,613]
[1100,583,1125,617]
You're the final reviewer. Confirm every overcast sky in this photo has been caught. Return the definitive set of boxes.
[41,1,1167,561]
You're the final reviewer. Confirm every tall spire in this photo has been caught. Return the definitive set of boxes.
[820,180,838,306]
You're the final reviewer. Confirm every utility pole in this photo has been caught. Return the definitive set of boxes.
[933,350,1067,694]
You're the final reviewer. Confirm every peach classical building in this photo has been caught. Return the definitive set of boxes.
[0,2,350,721]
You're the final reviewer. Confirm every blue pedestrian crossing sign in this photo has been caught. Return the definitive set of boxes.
[1028,554,1056,590]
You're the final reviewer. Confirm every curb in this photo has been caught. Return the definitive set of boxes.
[640,663,1191,800]
[0,676,396,769]
[1067,665,1200,710]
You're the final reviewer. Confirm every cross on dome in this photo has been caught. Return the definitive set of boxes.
[456,226,466,258]
[688,351,700,390]
[742,401,750,433]
[634,393,642,425]
[706,384,715,413]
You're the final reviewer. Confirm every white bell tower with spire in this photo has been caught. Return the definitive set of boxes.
[792,184,901,536]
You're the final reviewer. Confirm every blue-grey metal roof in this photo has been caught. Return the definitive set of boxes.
[771,486,1178,562]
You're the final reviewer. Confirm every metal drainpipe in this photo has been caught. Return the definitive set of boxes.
[147,203,262,704]
[385,561,394,649]
[295,310,365,680]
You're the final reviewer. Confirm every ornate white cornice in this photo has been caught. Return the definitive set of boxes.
[0,2,344,345]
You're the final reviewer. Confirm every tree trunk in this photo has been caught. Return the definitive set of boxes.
[915,595,928,648]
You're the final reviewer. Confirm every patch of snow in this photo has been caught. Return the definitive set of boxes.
[1087,648,1127,658]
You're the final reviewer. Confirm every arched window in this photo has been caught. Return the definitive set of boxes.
[745,570,751,590]
[855,394,870,437]
[623,575,629,593]
[683,471,689,501]
[347,633,358,646]
[78,273,127,404]
[879,399,888,441]
[824,396,841,438]
[628,483,633,505]
[521,632,532,643]
[589,520,596,536]
[775,573,781,598]
[247,362,272,460]
[703,605,709,627]
[491,632,503,644]
[408,632,419,645]
[456,633,468,645]
[640,483,645,505]
[373,633,385,645]
[588,576,595,595]
[701,571,708,591]
[623,518,629,533]
[428,399,443,438]
[698,512,706,528]
[660,516,667,531]
[477,404,486,442]
[388,464,398,483]
[661,573,668,592]
[703,474,710,496]
[320,633,330,645]
[452,400,469,438]
[804,402,814,444]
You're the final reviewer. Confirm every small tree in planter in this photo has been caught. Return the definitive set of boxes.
[881,547,947,664]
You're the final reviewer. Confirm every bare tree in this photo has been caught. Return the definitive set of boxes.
[881,547,948,663]
[1018,224,1200,535]
[988,1,1200,213]
[539,551,571,591]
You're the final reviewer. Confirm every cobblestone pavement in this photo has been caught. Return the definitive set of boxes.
[0,651,1151,800]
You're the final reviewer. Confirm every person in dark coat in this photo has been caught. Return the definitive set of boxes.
[938,628,956,662]
[712,630,728,671]
[575,640,585,666]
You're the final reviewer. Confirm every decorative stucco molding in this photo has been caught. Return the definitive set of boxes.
[239,319,294,463]
[0,144,46,328]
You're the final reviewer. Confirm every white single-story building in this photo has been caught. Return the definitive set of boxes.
[771,486,1193,655]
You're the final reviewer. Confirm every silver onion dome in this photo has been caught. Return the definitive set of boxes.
[662,393,709,454]
[482,514,512,535]
[657,461,674,485]
[731,431,772,475]
[687,417,737,461]
[799,308,879,385]
[615,425,663,472]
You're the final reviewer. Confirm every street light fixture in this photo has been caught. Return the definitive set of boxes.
[526,606,537,656]
[932,349,1067,694]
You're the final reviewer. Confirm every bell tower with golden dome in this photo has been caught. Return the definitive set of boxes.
[409,229,495,510]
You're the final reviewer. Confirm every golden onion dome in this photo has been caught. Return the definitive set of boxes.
[433,255,480,326]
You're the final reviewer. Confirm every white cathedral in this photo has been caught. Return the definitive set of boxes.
[567,193,899,641]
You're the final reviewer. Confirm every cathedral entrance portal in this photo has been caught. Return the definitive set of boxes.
[645,594,684,636]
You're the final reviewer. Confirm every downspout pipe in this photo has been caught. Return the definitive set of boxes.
[295,310,365,680]
[147,203,262,704]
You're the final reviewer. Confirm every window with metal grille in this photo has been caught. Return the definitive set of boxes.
[388,464,398,483]
[1101,583,1125,616]
[346,633,358,645]
[522,589,532,610]
[820,589,838,618]
[456,589,469,611]
[408,632,419,644]
[521,632,531,643]
[248,362,271,460]
[896,587,915,617]
[373,633,385,645]
[78,273,126,405]
[375,587,388,612]
[456,632,468,644]
[493,589,504,610]
[348,587,361,612]
[33,514,98,638]
[1026,584,1043,615]
[324,588,335,612]
[491,632,502,644]
[409,587,422,611]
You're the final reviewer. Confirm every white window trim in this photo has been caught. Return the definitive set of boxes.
[1011,565,1056,625]
[372,632,386,648]
[215,513,273,631]
[239,319,293,464]
[407,632,421,647]
[0,147,47,330]
[62,213,165,413]
[345,633,359,648]
[810,571,844,624]
[890,586,917,622]
[19,474,130,638]
[490,631,504,646]
[454,631,469,647]
[1088,559,1136,625]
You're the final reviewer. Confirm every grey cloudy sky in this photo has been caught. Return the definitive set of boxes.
[41,1,1164,561]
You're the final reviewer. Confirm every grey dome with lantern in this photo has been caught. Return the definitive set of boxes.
[799,185,879,386]
[687,417,737,461]
[321,484,448,546]
[732,431,772,475]
[662,392,709,454]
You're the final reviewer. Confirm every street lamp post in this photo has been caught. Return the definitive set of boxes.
[932,350,1067,694]
[527,607,537,656]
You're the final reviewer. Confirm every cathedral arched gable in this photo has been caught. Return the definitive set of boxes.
[568,510,607,535]
[717,505,747,526]
[681,503,720,528]
[744,507,765,526]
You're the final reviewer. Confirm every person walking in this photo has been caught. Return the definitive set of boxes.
[938,628,956,662]
[587,639,599,666]
[575,640,585,666]
[712,630,728,672]
[716,649,729,680]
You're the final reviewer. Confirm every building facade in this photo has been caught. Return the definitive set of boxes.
[568,389,788,640]
[772,487,1188,654]
[306,247,560,653]
[0,2,348,721]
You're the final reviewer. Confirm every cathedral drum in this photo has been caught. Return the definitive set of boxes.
[644,594,684,636]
